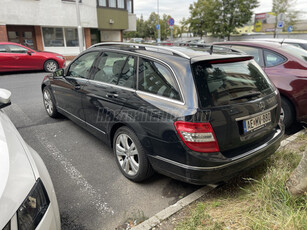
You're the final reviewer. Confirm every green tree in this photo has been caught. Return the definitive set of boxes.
[188,0,259,40]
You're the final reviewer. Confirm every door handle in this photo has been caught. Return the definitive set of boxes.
[74,84,81,90]
[106,92,118,98]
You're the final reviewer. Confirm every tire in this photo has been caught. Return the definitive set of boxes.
[113,127,154,182]
[44,60,58,72]
[281,97,295,129]
[43,87,59,118]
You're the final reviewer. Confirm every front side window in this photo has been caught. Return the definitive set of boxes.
[192,60,274,107]
[65,28,79,47]
[138,58,181,101]
[93,52,136,89]
[7,45,28,53]
[42,28,64,47]
[264,50,286,67]
[68,51,99,79]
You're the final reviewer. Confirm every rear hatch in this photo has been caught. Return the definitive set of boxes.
[191,57,281,158]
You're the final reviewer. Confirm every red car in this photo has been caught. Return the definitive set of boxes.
[0,42,65,73]
[214,41,307,129]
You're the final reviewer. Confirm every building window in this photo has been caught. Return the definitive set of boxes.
[42,28,64,47]
[98,0,106,6]
[118,0,124,8]
[127,0,132,13]
[109,0,116,7]
[62,0,82,2]
[65,28,79,47]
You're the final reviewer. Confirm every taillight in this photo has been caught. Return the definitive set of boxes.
[174,121,220,153]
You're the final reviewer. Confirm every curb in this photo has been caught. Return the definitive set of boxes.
[132,129,306,230]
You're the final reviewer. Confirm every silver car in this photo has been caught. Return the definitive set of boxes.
[0,89,61,230]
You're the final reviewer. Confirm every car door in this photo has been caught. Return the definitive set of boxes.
[0,44,11,72]
[52,51,101,122]
[82,51,136,136]
[1,44,32,71]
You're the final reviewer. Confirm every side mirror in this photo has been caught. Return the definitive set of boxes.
[27,50,32,56]
[0,89,12,109]
[53,68,65,78]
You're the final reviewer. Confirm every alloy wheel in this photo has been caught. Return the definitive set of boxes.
[43,89,53,116]
[115,134,139,176]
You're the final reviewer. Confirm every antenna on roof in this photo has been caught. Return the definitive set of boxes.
[281,38,285,45]
[209,45,213,55]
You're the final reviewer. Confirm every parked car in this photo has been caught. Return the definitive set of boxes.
[252,38,307,51]
[0,42,65,73]
[0,88,61,230]
[214,40,307,129]
[41,42,284,185]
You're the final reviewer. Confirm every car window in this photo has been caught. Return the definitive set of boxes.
[0,45,7,53]
[92,52,136,89]
[7,45,28,53]
[231,45,263,66]
[192,60,274,107]
[281,44,307,62]
[138,58,181,101]
[264,49,286,67]
[68,51,99,79]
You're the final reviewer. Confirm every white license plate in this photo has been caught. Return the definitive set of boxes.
[243,112,271,133]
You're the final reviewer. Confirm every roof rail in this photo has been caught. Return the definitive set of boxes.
[89,42,191,59]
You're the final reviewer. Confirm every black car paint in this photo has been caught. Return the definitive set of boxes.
[42,46,284,185]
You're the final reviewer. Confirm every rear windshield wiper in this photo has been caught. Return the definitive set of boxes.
[230,92,261,101]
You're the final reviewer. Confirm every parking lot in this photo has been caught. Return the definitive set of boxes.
[0,71,201,230]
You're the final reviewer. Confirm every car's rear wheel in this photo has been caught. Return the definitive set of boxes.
[44,60,58,72]
[43,87,59,118]
[113,127,153,182]
[281,97,295,129]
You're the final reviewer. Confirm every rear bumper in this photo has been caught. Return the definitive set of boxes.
[149,126,284,185]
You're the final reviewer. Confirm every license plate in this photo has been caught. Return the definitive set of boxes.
[243,112,271,133]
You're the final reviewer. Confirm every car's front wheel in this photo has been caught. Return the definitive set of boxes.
[44,60,58,72]
[113,127,154,182]
[43,87,59,118]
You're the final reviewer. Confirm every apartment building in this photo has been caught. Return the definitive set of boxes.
[0,0,136,57]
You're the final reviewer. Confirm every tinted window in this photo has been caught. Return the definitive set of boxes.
[68,51,99,79]
[93,52,136,89]
[192,60,274,107]
[0,45,7,53]
[7,45,28,53]
[264,50,286,67]
[281,44,307,62]
[231,45,263,66]
[138,58,181,101]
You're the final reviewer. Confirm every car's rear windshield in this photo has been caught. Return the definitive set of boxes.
[192,60,275,107]
[282,44,307,62]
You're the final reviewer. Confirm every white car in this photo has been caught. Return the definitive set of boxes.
[0,89,61,230]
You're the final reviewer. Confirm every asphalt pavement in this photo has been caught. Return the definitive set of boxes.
[0,71,201,230]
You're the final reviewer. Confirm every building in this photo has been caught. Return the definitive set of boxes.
[0,0,136,58]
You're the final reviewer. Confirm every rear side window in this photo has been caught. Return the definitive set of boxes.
[138,58,181,101]
[192,60,274,107]
[264,50,286,67]
[0,45,7,53]
[92,52,136,89]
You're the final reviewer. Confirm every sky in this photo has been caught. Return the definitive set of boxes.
[134,0,307,24]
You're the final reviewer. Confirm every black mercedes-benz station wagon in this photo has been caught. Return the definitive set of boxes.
[42,43,284,185]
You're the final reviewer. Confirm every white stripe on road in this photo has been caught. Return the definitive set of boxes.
[5,103,114,215]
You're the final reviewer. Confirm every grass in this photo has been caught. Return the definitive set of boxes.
[175,141,307,230]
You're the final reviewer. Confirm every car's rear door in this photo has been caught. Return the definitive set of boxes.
[82,51,137,136]
[52,50,101,122]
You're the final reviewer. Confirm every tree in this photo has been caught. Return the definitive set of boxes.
[188,0,259,40]
[272,0,298,37]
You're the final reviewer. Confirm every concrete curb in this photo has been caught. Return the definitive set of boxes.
[132,129,306,230]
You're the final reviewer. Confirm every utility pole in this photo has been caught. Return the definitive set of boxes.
[76,0,84,53]
[157,0,160,43]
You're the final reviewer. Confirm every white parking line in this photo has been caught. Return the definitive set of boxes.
[5,103,114,215]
